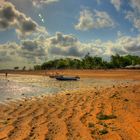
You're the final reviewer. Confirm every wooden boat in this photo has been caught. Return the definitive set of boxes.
[56,76,80,81]
[49,75,63,78]
[49,75,58,78]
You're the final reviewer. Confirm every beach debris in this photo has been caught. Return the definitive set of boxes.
[110,93,118,98]
[6,98,12,100]
[124,98,129,102]
[88,122,95,128]
[66,93,71,96]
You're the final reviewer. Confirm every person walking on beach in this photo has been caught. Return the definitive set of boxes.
[5,72,8,77]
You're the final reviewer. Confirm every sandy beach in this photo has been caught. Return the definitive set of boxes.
[0,70,140,140]
[4,69,140,80]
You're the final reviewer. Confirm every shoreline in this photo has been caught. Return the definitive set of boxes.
[0,81,140,140]
[0,70,140,140]
[0,72,139,104]
[0,69,140,80]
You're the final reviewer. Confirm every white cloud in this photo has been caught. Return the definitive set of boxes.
[124,0,140,32]
[75,9,115,31]
[118,35,140,52]
[0,42,27,69]
[125,11,140,31]
[0,38,48,69]
[110,0,121,11]
[0,32,140,69]
[0,2,47,37]
[32,0,60,7]
[46,32,140,58]
[46,32,85,57]
[117,31,124,37]
[104,35,140,56]
[130,0,140,11]
[96,0,101,4]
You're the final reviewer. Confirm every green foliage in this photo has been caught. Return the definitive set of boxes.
[109,54,140,68]
[88,122,95,128]
[56,59,70,69]
[34,54,140,70]
[14,66,19,70]
[99,129,108,135]
[98,122,108,128]
[34,65,41,70]
[96,112,117,120]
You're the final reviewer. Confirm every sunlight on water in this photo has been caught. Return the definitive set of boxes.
[0,74,135,102]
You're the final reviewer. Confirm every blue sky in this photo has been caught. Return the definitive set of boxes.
[0,0,140,69]
[0,0,136,42]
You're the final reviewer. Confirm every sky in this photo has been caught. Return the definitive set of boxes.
[0,0,140,69]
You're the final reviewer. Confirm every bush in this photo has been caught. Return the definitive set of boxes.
[99,129,108,135]
[96,112,117,120]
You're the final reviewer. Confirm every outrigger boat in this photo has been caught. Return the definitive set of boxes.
[56,76,80,81]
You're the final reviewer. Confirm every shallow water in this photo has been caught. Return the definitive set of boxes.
[0,74,135,103]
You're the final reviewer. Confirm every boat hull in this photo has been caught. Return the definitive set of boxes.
[49,75,63,78]
[56,76,80,81]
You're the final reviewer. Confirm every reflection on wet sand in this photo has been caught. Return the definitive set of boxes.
[0,74,137,102]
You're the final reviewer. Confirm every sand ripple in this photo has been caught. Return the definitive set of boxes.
[0,83,140,140]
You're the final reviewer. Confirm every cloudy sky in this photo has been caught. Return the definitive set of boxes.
[0,0,140,69]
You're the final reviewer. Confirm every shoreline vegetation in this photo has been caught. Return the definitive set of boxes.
[1,54,140,71]
[34,54,140,70]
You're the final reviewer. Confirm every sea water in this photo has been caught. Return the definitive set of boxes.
[0,74,134,103]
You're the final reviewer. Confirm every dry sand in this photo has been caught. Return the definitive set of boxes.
[4,69,140,79]
[0,70,140,140]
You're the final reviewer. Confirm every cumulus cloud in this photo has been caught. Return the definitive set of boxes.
[0,31,140,69]
[75,9,115,31]
[49,46,84,57]
[47,32,85,57]
[96,0,101,4]
[0,39,48,69]
[0,42,18,62]
[118,35,140,52]
[0,42,25,69]
[117,31,123,37]
[21,39,47,57]
[110,0,121,11]
[0,2,46,37]
[48,33,137,58]
[32,0,60,7]
[46,32,104,57]
[104,35,140,56]
[125,11,140,31]
[130,0,140,11]
[124,0,140,32]
[48,32,77,46]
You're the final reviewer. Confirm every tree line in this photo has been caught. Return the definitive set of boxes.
[34,54,140,70]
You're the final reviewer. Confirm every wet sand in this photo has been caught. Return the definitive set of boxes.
[2,69,140,79]
[0,70,140,140]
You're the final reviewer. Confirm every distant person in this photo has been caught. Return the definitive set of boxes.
[5,72,8,77]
